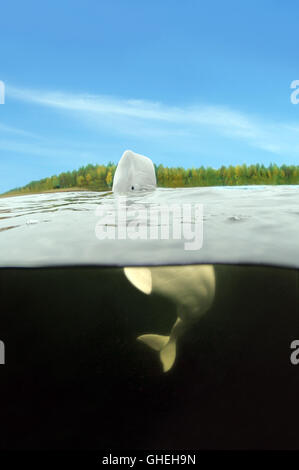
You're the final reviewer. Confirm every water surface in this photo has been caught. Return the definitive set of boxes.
[1,185,299,267]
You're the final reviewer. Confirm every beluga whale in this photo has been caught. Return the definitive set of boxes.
[124,265,216,373]
[112,150,157,193]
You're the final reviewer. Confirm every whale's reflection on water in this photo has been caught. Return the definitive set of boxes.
[0,264,298,449]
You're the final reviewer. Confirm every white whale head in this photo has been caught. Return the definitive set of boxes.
[112,150,157,193]
[124,265,215,372]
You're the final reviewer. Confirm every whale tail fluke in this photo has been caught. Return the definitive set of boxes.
[137,334,176,372]
[137,334,169,351]
[159,340,176,372]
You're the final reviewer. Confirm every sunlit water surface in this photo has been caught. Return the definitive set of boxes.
[1,185,299,267]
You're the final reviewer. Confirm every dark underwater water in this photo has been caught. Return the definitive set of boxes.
[0,264,298,450]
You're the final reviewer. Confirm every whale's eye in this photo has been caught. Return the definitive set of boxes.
[131,186,134,190]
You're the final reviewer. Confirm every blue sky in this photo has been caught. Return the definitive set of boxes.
[1,0,299,193]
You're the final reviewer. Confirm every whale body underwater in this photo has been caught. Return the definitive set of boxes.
[124,265,216,372]
[112,150,216,372]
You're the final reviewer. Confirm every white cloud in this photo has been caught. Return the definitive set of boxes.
[0,138,98,161]
[5,84,299,158]
[0,121,39,139]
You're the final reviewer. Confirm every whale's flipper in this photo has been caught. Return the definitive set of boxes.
[124,267,152,295]
[137,334,176,372]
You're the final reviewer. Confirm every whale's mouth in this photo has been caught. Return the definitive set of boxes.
[112,187,156,196]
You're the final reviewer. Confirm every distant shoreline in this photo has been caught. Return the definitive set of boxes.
[0,187,107,199]
[2,162,298,197]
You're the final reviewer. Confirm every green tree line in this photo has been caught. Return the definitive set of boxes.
[4,162,299,195]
